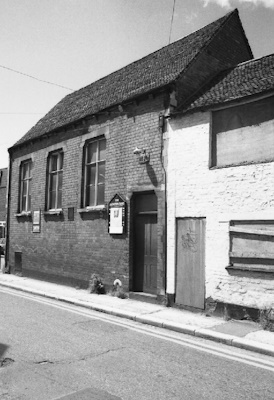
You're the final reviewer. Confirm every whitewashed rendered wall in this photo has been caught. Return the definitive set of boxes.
[166,112,274,309]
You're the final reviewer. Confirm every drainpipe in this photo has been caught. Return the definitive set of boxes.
[160,86,177,306]
[159,112,168,301]
[5,151,12,273]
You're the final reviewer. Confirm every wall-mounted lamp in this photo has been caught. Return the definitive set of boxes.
[133,147,150,164]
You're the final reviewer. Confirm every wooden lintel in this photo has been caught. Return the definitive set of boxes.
[229,251,274,259]
[226,264,274,273]
[230,226,274,236]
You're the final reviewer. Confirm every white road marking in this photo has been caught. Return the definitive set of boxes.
[1,286,274,372]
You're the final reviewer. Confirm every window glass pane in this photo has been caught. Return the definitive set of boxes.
[50,173,57,192]
[86,186,95,207]
[87,142,97,164]
[22,196,27,212]
[99,139,106,160]
[58,153,64,170]
[51,154,58,172]
[98,162,105,184]
[58,171,63,190]
[22,163,28,179]
[22,181,27,196]
[48,152,63,210]
[57,190,62,209]
[20,161,32,212]
[97,184,105,205]
[49,190,56,209]
[83,139,106,207]
[28,180,31,211]
[86,165,96,185]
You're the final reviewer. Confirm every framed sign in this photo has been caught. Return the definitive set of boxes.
[32,210,41,233]
[108,194,126,234]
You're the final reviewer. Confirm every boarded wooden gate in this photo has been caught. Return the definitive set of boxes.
[228,220,274,273]
[176,218,205,309]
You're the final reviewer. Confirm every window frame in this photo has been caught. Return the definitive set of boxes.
[47,150,64,211]
[83,137,106,208]
[19,159,32,213]
[210,95,274,169]
[227,220,274,273]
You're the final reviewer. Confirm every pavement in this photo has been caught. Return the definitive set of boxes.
[0,273,274,357]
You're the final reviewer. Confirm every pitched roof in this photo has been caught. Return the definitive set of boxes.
[183,53,274,112]
[13,9,240,148]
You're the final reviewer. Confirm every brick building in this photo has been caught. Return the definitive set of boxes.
[7,10,252,300]
[166,54,274,317]
[0,168,8,239]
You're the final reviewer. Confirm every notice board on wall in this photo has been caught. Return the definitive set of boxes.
[108,194,126,235]
[32,210,41,233]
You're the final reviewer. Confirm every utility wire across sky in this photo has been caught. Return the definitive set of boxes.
[0,64,74,91]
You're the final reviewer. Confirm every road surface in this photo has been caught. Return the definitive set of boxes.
[0,287,273,399]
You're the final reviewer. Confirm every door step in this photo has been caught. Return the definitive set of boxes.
[129,292,158,304]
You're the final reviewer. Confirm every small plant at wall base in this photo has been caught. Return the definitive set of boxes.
[88,273,105,294]
[109,279,128,299]
[260,308,274,332]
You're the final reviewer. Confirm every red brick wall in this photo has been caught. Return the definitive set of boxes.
[8,94,166,291]
[0,168,7,222]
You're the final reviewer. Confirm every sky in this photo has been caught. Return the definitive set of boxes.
[1,0,274,168]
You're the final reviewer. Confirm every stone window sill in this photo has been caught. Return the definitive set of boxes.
[15,211,32,218]
[44,209,63,216]
[77,205,106,213]
[226,264,274,273]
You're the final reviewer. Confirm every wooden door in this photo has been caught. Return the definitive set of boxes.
[134,214,157,294]
[176,218,205,309]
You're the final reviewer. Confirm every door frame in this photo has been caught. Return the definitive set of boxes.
[128,187,166,298]
[131,191,157,293]
[134,213,158,294]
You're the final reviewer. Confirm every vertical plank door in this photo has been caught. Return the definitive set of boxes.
[143,215,157,294]
[134,214,157,294]
[176,218,205,309]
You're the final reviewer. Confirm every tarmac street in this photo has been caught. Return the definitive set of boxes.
[0,274,274,357]
[0,286,274,400]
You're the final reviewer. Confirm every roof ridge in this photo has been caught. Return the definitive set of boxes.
[236,52,274,68]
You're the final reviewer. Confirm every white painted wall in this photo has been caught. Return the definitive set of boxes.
[166,111,274,309]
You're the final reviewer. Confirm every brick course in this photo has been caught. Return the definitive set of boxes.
[0,168,7,222]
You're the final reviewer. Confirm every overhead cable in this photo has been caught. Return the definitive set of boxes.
[168,0,176,44]
[0,64,74,91]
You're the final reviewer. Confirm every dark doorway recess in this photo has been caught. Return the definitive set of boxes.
[133,193,157,295]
